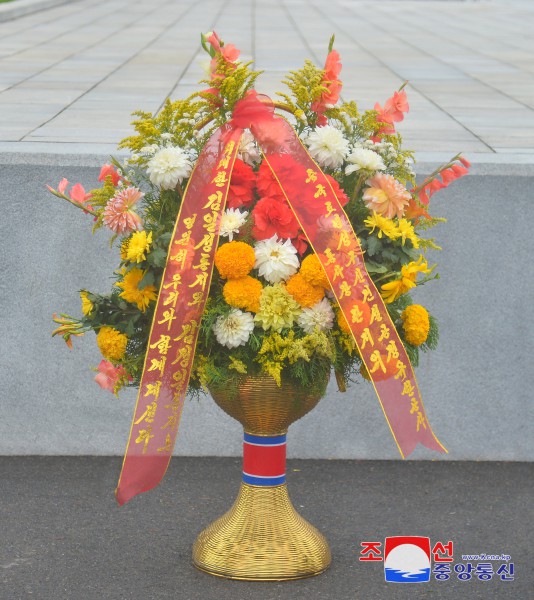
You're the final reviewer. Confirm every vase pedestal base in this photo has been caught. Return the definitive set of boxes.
[192,482,331,581]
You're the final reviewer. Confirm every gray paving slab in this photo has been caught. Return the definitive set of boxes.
[0,457,531,600]
[0,0,532,162]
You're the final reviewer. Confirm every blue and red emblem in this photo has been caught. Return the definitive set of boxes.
[242,433,286,486]
[384,536,431,582]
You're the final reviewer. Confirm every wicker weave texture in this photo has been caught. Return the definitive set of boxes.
[192,483,331,580]
[209,374,328,435]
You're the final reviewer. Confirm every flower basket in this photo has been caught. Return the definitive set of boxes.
[48,31,469,579]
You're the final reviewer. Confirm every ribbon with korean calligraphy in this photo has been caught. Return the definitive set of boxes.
[233,92,447,459]
[116,92,446,506]
[115,125,242,505]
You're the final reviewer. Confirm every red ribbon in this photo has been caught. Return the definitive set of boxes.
[116,92,446,506]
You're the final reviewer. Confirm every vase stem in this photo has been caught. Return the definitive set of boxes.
[242,432,287,486]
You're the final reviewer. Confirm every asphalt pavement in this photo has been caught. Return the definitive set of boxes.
[1,457,531,600]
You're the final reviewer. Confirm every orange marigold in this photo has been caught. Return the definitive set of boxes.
[223,276,263,312]
[285,273,324,308]
[401,304,430,346]
[214,241,255,279]
[299,254,330,289]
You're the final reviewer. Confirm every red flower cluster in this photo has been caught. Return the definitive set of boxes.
[252,197,300,240]
[228,159,256,208]
[311,50,343,126]
[325,174,349,207]
[256,160,283,198]
[253,158,302,244]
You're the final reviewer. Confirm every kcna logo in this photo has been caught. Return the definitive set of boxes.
[383,536,431,583]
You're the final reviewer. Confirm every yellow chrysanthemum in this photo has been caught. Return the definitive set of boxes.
[215,241,255,279]
[364,212,398,240]
[254,283,301,332]
[116,268,157,312]
[285,273,324,308]
[120,238,129,260]
[299,254,330,289]
[80,291,93,315]
[96,326,127,362]
[126,230,152,263]
[401,304,430,346]
[381,256,432,303]
[396,218,419,249]
[223,276,263,312]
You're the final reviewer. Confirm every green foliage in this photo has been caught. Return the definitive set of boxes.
[277,60,328,129]
[119,97,206,157]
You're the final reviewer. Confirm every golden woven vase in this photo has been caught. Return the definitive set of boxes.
[192,373,331,580]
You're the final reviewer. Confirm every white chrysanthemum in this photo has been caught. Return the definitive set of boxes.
[345,147,386,175]
[297,298,335,333]
[213,309,255,349]
[219,208,248,241]
[147,146,192,190]
[238,130,260,165]
[304,125,349,169]
[254,235,299,284]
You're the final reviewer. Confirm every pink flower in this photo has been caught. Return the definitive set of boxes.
[47,179,94,213]
[95,360,130,393]
[98,164,121,186]
[311,49,343,125]
[70,183,92,204]
[416,157,470,205]
[363,173,411,219]
[459,156,471,168]
[373,89,409,139]
[58,178,69,194]
[103,186,144,234]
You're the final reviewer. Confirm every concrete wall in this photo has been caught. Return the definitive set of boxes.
[1,156,532,460]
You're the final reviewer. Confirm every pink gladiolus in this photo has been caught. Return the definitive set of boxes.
[417,189,430,206]
[70,182,92,204]
[416,157,470,205]
[428,179,445,194]
[439,168,457,185]
[98,164,121,186]
[451,164,469,178]
[58,178,69,194]
[384,90,409,122]
[221,43,240,63]
[207,31,222,53]
[459,156,471,168]
[373,89,410,140]
[311,49,343,125]
[95,360,130,393]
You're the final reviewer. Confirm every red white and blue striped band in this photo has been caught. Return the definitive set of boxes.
[242,433,286,486]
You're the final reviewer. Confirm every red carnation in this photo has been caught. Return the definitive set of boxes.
[256,160,284,200]
[252,197,300,240]
[228,158,256,209]
[325,174,349,207]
